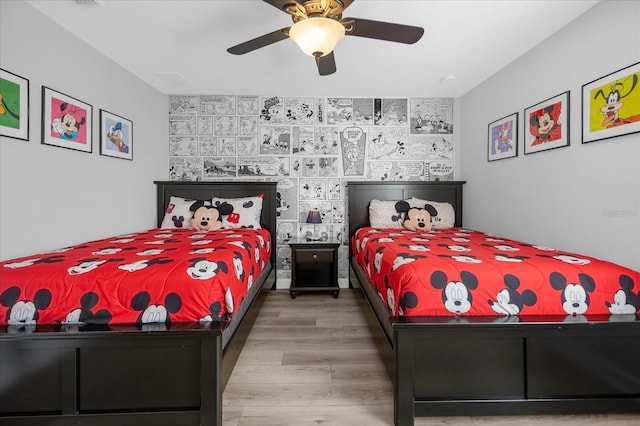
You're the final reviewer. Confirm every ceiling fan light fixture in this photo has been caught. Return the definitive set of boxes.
[289,17,345,57]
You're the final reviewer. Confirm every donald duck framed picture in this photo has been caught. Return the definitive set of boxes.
[100,109,133,160]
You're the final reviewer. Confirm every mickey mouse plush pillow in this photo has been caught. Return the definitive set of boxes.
[189,200,225,232]
[394,200,438,232]
[368,198,455,230]
[408,197,455,229]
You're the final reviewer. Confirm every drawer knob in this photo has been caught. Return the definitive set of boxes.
[313,254,318,259]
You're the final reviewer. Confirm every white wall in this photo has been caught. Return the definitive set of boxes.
[460,0,640,271]
[0,1,168,260]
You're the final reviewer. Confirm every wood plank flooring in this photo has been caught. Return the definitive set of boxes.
[223,289,640,426]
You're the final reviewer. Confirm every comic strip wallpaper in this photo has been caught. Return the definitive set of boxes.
[168,95,455,286]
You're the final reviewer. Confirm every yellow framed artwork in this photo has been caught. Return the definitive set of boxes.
[582,62,640,144]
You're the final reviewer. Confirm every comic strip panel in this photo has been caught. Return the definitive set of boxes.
[200,95,236,115]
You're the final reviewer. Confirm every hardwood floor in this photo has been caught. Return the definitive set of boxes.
[223,289,640,426]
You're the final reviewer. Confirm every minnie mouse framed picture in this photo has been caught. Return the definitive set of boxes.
[524,91,570,155]
[41,86,93,153]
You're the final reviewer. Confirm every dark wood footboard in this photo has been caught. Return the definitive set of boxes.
[1,325,223,426]
[395,313,640,424]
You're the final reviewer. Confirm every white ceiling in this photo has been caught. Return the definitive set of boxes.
[25,0,600,97]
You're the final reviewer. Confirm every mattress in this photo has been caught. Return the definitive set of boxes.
[352,227,640,317]
[0,228,271,326]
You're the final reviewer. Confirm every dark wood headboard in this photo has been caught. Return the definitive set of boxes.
[154,180,278,267]
[347,181,466,257]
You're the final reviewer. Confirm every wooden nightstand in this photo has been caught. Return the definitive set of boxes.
[288,237,340,299]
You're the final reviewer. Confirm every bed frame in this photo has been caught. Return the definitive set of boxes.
[0,180,278,426]
[347,180,640,426]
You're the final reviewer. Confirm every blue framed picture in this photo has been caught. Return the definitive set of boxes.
[100,109,133,160]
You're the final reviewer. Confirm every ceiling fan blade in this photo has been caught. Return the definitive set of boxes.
[340,0,355,11]
[262,0,297,11]
[343,17,424,44]
[316,51,337,76]
[227,28,291,55]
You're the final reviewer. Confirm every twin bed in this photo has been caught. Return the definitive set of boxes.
[347,181,640,426]
[2,179,639,426]
[0,180,277,426]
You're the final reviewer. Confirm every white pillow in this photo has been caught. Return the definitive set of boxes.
[408,197,455,228]
[368,199,404,229]
[160,196,199,229]
[212,195,263,229]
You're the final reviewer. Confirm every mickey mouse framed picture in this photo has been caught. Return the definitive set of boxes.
[524,91,570,155]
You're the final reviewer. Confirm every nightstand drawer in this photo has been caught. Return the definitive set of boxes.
[295,249,333,263]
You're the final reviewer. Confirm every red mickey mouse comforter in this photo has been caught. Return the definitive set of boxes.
[0,228,271,326]
[352,227,640,317]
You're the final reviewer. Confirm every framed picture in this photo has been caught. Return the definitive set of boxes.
[524,91,570,155]
[42,86,93,153]
[487,112,518,161]
[582,61,640,144]
[100,109,133,160]
[0,68,30,141]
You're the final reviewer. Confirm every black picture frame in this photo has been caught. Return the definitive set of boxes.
[0,68,30,141]
[524,91,570,155]
[581,61,640,144]
[41,86,93,153]
[487,112,518,161]
[99,109,133,160]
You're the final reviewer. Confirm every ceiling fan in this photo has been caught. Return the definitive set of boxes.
[227,0,424,76]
